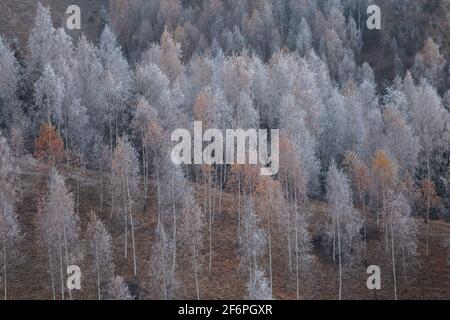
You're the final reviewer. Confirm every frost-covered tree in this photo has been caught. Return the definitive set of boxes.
[325,161,362,300]
[292,206,314,300]
[131,96,160,200]
[27,3,56,78]
[135,63,183,131]
[148,222,178,299]
[0,37,21,130]
[99,26,133,146]
[239,195,266,283]
[140,29,185,83]
[406,80,450,254]
[279,93,320,194]
[247,267,272,300]
[381,105,419,177]
[110,135,140,275]
[86,212,114,300]
[38,169,81,300]
[0,133,21,299]
[179,191,204,299]
[412,38,447,89]
[385,190,418,299]
[34,64,64,127]
[106,275,133,300]
[73,35,105,138]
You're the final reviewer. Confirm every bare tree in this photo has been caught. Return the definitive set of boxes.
[38,169,81,300]
[86,211,114,300]
[106,275,133,300]
[110,135,140,275]
[325,161,362,300]
[0,133,21,300]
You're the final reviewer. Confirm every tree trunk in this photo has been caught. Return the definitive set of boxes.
[295,213,299,300]
[171,175,177,280]
[194,241,200,300]
[267,195,272,295]
[59,244,64,300]
[208,168,212,273]
[337,210,342,300]
[48,249,56,300]
[126,170,137,276]
[426,155,431,257]
[100,161,103,212]
[390,210,397,300]
[237,172,241,239]
[95,239,101,300]
[121,169,128,259]
[2,231,7,300]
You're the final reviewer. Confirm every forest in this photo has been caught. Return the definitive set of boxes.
[0,0,450,300]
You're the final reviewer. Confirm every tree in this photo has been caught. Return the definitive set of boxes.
[141,28,185,83]
[34,64,64,127]
[73,35,105,139]
[179,191,204,299]
[295,18,312,56]
[106,275,133,300]
[371,150,398,230]
[131,96,160,201]
[239,195,266,284]
[99,26,133,147]
[385,190,418,299]
[0,37,21,130]
[406,80,450,255]
[27,3,56,78]
[381,105,419,177]
[0,133,21,299]
[292,204,313,300]
[110,135,140,275]
[279,93,319,194]
[38,169,81,300]
[34,123,65,165]
[412,38,446,89]
[148,222,178,299]
[247,267,272,300]
[419,179,441,221]
[86,211,114,300]
[325,161,362,300]
[254,177,289,295]
[343,151,370,255]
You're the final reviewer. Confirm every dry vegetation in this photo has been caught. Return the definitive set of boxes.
[6,159,450,300]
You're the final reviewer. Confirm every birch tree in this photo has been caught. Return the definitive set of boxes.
[179,191,204,299]
[406,80,450,255]
[110,135,140,275]
[0,37,21,130]
[385,190,418,299]
[239,195,266,284]
[325,161,362,300]
[247,267,272,300]
[86,211,114,300]
[107,275,133,300]
[38,169,81,300]
[0,133,21,299]
[148,222,178,299]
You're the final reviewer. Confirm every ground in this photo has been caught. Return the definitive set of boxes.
[7,159,450,300]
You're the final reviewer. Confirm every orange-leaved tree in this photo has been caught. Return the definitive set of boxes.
[34,123,65,165]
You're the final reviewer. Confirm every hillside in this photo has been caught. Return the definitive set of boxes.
[1,0,450,301]
[7,159,450,300]
[0,0,108,49]
[1,0,449,81]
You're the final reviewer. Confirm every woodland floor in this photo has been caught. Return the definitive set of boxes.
[6,159,450,300]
